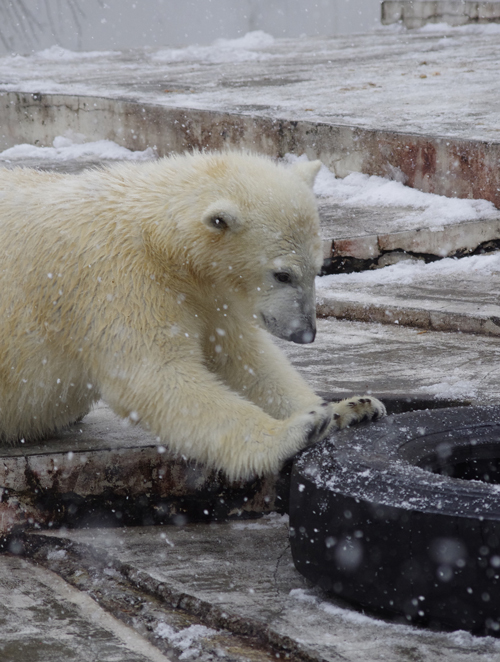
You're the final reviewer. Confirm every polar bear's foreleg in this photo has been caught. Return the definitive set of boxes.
[214,328,386,430]
[98,357,333,480]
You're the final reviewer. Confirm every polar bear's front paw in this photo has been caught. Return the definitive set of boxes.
[294,401,336,448]
[331,396,386,430]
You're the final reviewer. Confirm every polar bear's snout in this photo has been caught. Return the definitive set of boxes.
[260,281,317,344]
[289,321,316,344]
[261,309,316,344]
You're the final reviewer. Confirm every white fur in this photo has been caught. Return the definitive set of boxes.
[0,151,385,479]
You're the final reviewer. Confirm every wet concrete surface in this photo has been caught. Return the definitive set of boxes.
[279,318,500,404]
[26,516,500,662]
[0,555,171,662]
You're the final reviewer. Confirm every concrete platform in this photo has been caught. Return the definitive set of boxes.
[0,27,499,206]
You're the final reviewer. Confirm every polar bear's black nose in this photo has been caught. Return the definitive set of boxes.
[290,326,316,344]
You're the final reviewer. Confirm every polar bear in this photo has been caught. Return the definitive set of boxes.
[0,151,385,479]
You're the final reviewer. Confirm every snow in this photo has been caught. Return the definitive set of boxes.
[317,252,500,289]
[36,45,118,60]
[152,30,275,63]
[315,170,498,228]
[0,134,155,163]
[155,622,217,659]
[420,379,479,400]
[285,153,499,229]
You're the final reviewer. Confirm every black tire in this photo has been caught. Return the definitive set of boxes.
[289,406,500,636]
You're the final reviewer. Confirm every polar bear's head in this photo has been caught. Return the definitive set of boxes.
[192,153,324,344]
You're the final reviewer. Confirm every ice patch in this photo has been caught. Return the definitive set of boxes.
[0,134,156,162]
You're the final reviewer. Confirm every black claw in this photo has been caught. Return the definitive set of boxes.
[318,418,329,436]
[306,425,317,443]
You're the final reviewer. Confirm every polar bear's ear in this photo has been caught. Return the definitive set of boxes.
[202,201,243,233]
[292,160,322,188]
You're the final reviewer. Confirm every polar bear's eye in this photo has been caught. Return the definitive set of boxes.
[209,216,228,230]
[274,271,292,284]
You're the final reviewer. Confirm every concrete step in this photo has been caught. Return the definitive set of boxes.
[318,197,500,266]
[316,254,500,335]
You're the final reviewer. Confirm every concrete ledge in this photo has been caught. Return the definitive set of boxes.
[0,405,289,534]
[382,1,500,28]
[2,92,500,208]
[327,219,500,262]
[317,291,500,336]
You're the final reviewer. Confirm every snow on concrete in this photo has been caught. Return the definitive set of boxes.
[151,30,276,63]
[278,317,500,404]
[0,134,155,162]
[317,252,500,288]
[154,622,217,659]
[36,45,118,60]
